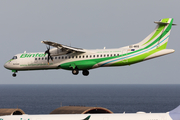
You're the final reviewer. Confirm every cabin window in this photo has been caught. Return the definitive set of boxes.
[110,54,112,57]
[86,55,88,58]
[97,55,99,57]
[38,58,40,60]
[107,54,109,57]
[72,56,74,59]
[62,56,64,59]
[93,55,95,58]
[59,57,61,59]
[90,55,92,58]
[69,56,71,59]
[100,55,102,57]
[83,55,85,58]
[55,57,57,59]
[45,57,47,60]
[65,56,67,59]
[114,54,116,56]
[76,56,78,58]
[104,54,106,57]
[79,56,81,58]
[42,58,44,60]
[117,54,119,56]
[35,58,37,60]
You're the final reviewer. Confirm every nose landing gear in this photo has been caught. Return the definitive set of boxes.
[12,73,17,77]
[12,70,17,77]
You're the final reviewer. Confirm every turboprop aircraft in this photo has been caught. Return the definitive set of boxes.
[0,105,180,120]
[4,18,176,77]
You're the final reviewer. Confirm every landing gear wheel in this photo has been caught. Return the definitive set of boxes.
[82,70,89,76]
[72,69,79,75]
[12,73,17,77]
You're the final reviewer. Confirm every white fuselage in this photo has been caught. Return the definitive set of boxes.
[4,47,132,70]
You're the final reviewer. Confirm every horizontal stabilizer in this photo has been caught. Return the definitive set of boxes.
[154,21,177,26]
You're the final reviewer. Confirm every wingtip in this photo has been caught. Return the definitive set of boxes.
[41,40,49,43]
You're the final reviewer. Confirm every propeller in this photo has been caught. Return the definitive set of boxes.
[44,45,53,65]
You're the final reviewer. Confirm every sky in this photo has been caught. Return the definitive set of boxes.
[0,0,180,84]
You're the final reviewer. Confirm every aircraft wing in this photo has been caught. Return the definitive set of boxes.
[41,40,86,53]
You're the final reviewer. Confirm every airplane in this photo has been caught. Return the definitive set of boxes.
[0,105,180,120]
[4,18,176,77]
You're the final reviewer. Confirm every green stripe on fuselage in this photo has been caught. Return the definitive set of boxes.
[111,42,168,66]
[60,19,173,70]
[60,55,121,70]
[60,42,168,70]
[6,59,13,63]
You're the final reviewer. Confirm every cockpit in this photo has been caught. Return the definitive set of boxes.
[12,56,17,59]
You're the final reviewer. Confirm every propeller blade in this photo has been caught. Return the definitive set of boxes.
[47,55,50,65]
[44,45,53,65]
[50,55,53,61]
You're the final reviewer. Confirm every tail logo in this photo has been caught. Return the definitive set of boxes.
[83,115,91,120]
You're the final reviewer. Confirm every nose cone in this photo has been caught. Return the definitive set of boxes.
[4,62,8,69]
[4,62,11,70]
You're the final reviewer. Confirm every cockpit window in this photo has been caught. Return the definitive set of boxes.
[12,56,17,59]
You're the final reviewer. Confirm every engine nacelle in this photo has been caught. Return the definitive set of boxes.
[49,48,68,56]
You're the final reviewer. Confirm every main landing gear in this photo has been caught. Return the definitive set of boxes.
[72,69,89,76]
[72,69,79,75]
[82,70,89,76]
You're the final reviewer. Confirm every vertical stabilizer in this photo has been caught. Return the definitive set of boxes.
[169,105,180,114]
[169,105,180,120]
[138,18,174,49]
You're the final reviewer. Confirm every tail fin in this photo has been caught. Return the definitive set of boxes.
[137,18,175,49]
[169,105,180,120]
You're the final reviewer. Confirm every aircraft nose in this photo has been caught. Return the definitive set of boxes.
[4,62,10,69]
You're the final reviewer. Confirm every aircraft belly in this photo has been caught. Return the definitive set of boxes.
[60,60,98,70]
